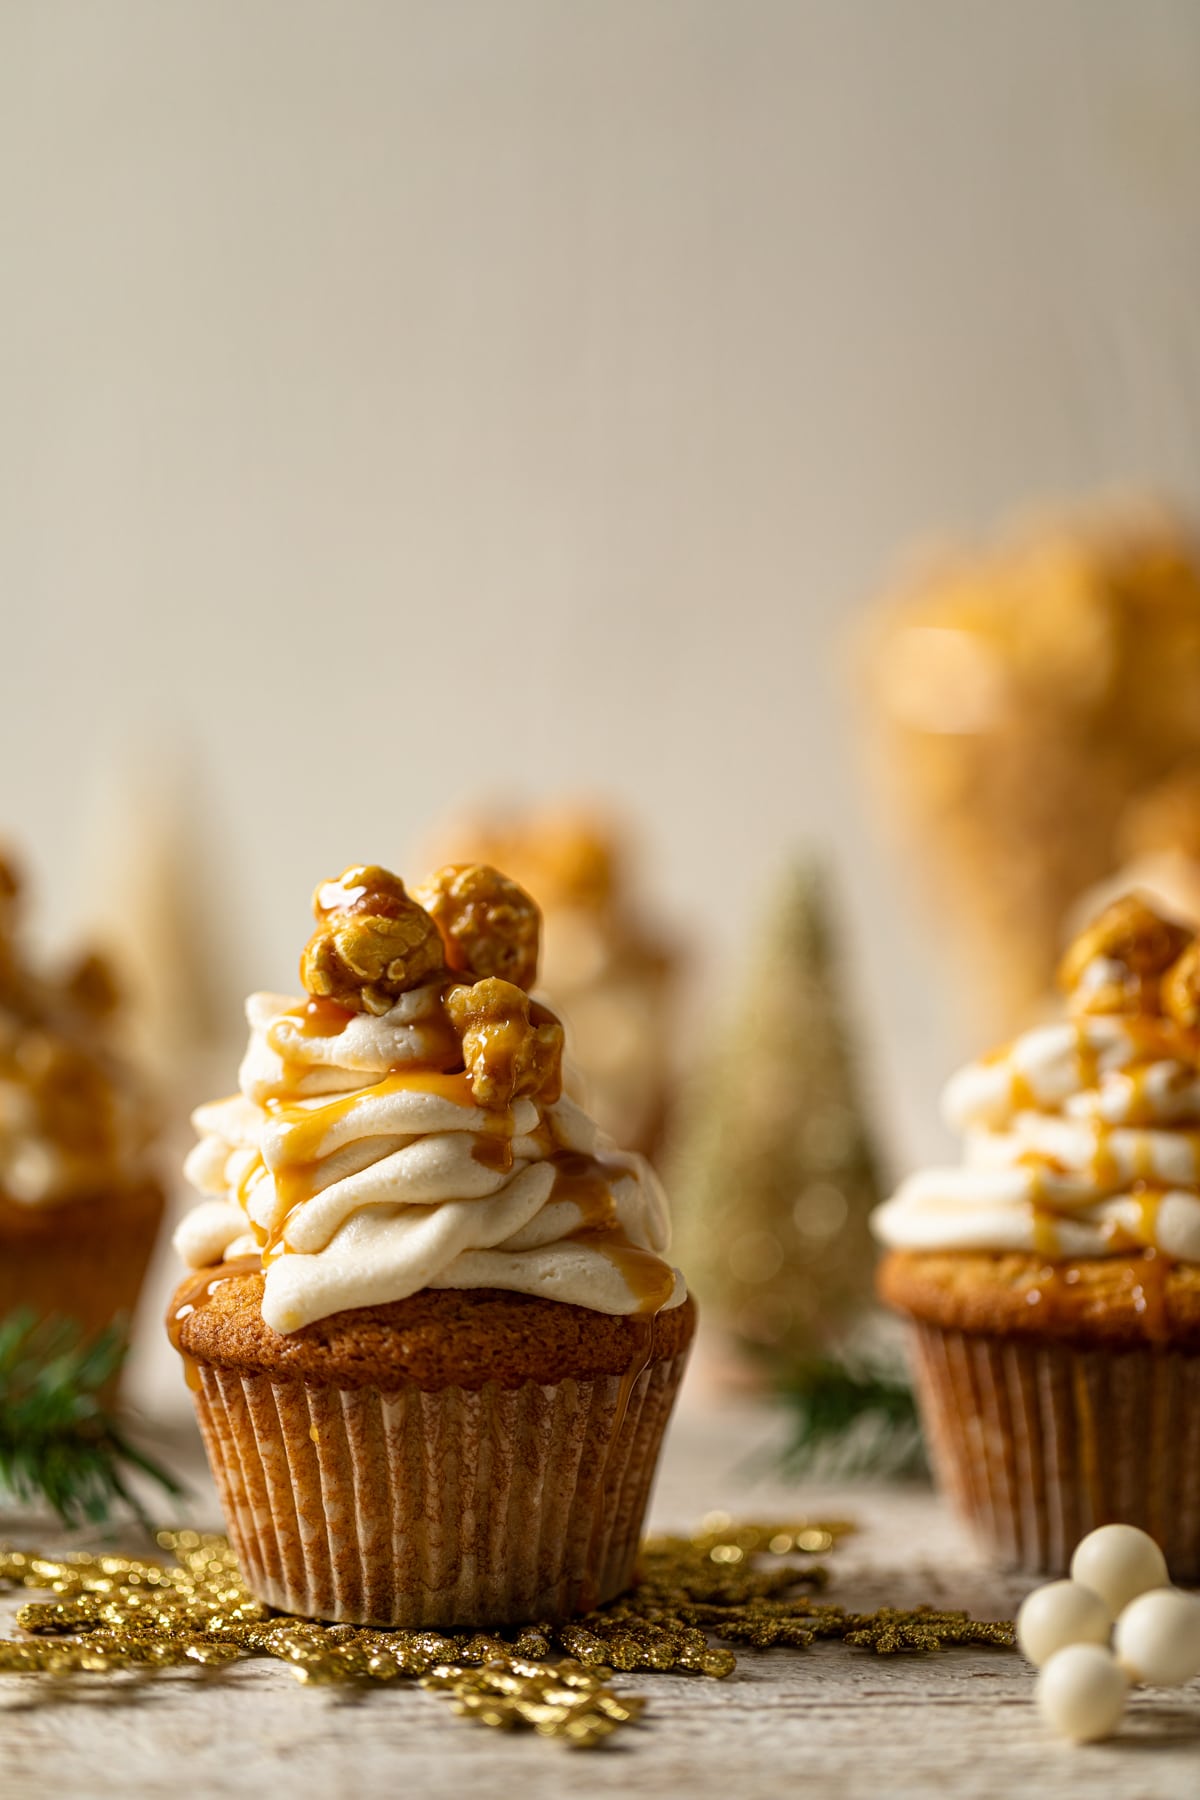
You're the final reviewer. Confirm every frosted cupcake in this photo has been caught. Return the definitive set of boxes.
[0,852,162,1350]
[876,896,1200,1577]
[170,864,693,1627]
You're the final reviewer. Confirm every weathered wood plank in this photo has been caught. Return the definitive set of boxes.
[2,1394,1197,1798]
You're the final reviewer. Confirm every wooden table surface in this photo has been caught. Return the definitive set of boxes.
[3,1386,1198,1800]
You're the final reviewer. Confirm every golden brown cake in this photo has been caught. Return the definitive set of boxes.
[876,896,1200,1577]
[0,851,163,1355]
[169,862,693,1627]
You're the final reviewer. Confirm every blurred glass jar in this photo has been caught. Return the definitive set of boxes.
[858,500,1200,1030]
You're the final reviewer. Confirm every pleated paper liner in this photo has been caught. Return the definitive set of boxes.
[908,1321,1200,1580]
[188,1349,691,1626]
[0,1178,164,1398]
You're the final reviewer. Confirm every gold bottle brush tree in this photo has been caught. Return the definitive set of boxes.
[669,861,882,1379]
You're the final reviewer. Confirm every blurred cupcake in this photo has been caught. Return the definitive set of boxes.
[0,852,163,1350]
[1070,760,1200,936]
[169,863,693,1627]
[876,895,1200,1577]
[423,804,681,1161]
[859,501,1200,1030]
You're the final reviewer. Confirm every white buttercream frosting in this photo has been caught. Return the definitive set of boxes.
[873,1014,1200,1262]
[176,983,684,1332]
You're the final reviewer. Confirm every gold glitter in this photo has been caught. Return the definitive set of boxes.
[423,1659,644,1747]
[0,1519,1014,1746]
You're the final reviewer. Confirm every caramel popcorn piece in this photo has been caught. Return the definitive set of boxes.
[62,949,122,1019]
[0,852,20,913]
[1119,761,1200,865]
[414,864,541,991]
[300,866,445,1015]
[1058,894,1192,1015]
[445,977,564,1106]
[1162,940,1200,1031]
[20,1034,118,1158]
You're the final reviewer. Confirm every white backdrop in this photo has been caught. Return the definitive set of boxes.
[4,0,1200,1171]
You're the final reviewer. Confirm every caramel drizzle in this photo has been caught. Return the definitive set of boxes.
[984,1011,1192,1341]
[167,1254,263,1386]
[992,1009,1200,1265]
[234,997,675,1311]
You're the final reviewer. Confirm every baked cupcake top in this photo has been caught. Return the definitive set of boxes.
[0,851,156,1206]
[175,863,684,1333]
[874,895,1200,1263]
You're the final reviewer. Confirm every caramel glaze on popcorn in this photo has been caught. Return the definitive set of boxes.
[214,862,674,1316]
[300,866,446,1016]
[415,863,541,991]
[881,895,1200,1347]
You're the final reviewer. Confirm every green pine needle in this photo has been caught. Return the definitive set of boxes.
[777,1355,927,1481]
[0,1310,184,1529]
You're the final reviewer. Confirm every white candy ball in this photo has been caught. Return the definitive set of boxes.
[1070,1525,1169,1617]
[1114,1587,1200,1687]
[1016,1580,1111,1667]
[1036,1644,1128,1742]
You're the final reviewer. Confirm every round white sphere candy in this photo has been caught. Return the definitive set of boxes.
[1113,1587,1200,1687]
[1016,1580,1112,1667]
[1036,1644,1128,1743]
[1069,1524,1169,1617]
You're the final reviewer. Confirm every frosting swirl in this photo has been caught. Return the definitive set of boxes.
[177,982,683,1333]
[874,1013,1200,1262]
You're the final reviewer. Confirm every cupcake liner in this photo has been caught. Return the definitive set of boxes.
[909,1321,1200,1579]
[0,1182,164,1397]
[187,1349,690,1626]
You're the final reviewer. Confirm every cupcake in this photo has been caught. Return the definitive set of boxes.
[876,895,1200,1578]
[0,852,163,1350]
[169,863,693,1627]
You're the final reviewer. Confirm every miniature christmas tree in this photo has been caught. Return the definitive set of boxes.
[671,861,884,1375]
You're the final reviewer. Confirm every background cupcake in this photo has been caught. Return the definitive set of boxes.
[169,862,693,1627]
[875,894,1200,1577]
[0,851,163,1356]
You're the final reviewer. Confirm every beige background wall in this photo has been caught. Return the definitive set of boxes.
[4,1,1200,1170]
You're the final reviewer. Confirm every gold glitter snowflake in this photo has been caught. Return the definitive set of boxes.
[0,1519,1013,1747]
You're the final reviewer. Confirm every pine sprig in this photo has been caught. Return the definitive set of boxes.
[776,1355,927,1481]
[0,1311,184,1529]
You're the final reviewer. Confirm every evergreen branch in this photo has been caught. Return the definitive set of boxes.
[0,1310,185,1530]
[776,1355,927,1481]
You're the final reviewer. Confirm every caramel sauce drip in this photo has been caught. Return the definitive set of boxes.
[547,1148,676,1312]
[1074,1025,1101,1093]
[276,997,357,1041]
[263,985,477,1102]
[268,1070,476,1164]
[549,1151,623,1231]
[568,1229,677,1315]
[1009,1069,1038,1113]
[227,977,676,1318]
[470,1135,514,1174]
[1127,1247,1171,1347]
[259,1069,486,1259]
[167,1254,263,1388]
[1030,1207,1061,1259]
[1103,1184,1166,1254]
